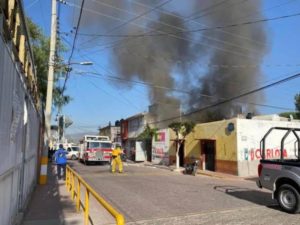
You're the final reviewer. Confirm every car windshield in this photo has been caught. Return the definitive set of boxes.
[88,142,100,148]
[71,147,79,151]
[101,143,112,148]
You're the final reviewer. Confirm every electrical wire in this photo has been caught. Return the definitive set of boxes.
[68,1,256,61]
[72,6,299,64]
[59,37,297,128]
[74,0,297,64]
[59,35,296,115]
[75,0,264,56]
[61,0,85,96]
[185,0,231,20]
[130,0,268,48]
[77,11,300,38]
[75,1,262,59]
[81,72,294,112]
[59,32,296,110]
[191,0,249,21]
[79,0,173,47]
[84,75,145,111]
[147,71,300,125]
[65,35,297,107]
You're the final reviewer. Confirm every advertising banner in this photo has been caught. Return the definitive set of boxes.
[152,129,169,165]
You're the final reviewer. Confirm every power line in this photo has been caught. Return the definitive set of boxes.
[74,1,259,57]
[68,38,297,108]
[76,71,295,112]
[71,1,259,60]
[61,0,85,95]
[59,35,296,114]
[77,0,265,56]
[61,30,298,103]
[73,0,296,64]
[77,11,300,38]
[190,0,249,21]
[60,36,297,121]
[185,0,231,20]
[84,76,144,111]
[71,5,287,61]
[77,0,173,47]
[147,71,300,125]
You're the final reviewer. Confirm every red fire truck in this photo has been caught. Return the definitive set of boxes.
[78,135,112,165]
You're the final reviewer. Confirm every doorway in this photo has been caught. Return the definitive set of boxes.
[179,142,185,167]
[201,140,216,171]
[145,139,152,162]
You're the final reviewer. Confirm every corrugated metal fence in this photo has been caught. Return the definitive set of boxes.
[0,25,41,225]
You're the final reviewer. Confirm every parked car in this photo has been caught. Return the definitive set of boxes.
[66,146,80,160]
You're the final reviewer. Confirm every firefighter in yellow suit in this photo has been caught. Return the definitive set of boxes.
[111,145,123,173]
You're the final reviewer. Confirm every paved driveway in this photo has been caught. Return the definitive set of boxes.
[68,161,299,224]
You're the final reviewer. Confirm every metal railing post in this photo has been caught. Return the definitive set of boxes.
[65,167,69,189]
[76,180,81,212]
[84,189,90,225]
[72,172,75,200]
[65,165,125,225]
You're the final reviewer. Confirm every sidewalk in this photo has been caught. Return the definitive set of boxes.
[22,164,83,225]
[138,161,252,180]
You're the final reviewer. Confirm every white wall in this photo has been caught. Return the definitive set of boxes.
[128,115,145,138]
[237,119,300,177]
[152,129,170,165]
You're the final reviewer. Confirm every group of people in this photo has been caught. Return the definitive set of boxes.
[52,144,124,180]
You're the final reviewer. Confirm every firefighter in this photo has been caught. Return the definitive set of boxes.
[111,145,123,173]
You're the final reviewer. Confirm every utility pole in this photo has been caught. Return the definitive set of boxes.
[39,0,57,185]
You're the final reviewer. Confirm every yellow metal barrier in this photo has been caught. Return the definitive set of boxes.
[65,165,125,225]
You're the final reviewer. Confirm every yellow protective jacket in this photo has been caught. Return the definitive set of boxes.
[111,148,122,157]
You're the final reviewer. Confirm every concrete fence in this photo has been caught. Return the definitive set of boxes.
[0,12,42,225]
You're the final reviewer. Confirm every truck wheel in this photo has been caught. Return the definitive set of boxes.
[71,155,77,160]
[277,184,300,213]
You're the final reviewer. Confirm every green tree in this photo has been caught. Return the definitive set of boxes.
[137,124,158,141]
[27,18,71,108]
[295,93,300,113]
[168,121,195,170]
[279,93,300,119]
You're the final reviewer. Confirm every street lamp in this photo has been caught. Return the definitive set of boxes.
[69,61,93,66]
[63,61,93,73]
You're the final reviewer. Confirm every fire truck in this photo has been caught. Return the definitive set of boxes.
[78,135,112,165]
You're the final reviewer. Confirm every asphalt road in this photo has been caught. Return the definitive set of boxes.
[68,161,300,225]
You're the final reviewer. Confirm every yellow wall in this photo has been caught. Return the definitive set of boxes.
[186,119,237,161]
[168,119,238,171]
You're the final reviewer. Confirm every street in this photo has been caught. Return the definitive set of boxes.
[68,161,300,225]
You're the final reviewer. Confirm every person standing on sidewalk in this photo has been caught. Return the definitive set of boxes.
[111,145,123,173]
[54,144,68,180]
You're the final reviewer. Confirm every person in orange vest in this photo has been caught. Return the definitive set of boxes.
[111,145,123,173]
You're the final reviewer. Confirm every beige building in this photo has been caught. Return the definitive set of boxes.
[99,122,121,143]
[168,115,300,177]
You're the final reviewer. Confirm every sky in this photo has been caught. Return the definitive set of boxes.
[23,0,300,136]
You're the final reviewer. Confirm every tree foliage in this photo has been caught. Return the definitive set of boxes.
[168,121,195,169]
[168,121,195,138]
[295,93,300,113]
[279,93,300,119]
[27,17,70,108]
[137,124,158,140]
[279,112,300,120]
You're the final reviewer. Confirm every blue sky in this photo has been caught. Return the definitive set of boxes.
[23,0,300,135]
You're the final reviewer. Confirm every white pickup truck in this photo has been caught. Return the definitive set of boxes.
[257,127,300,213]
